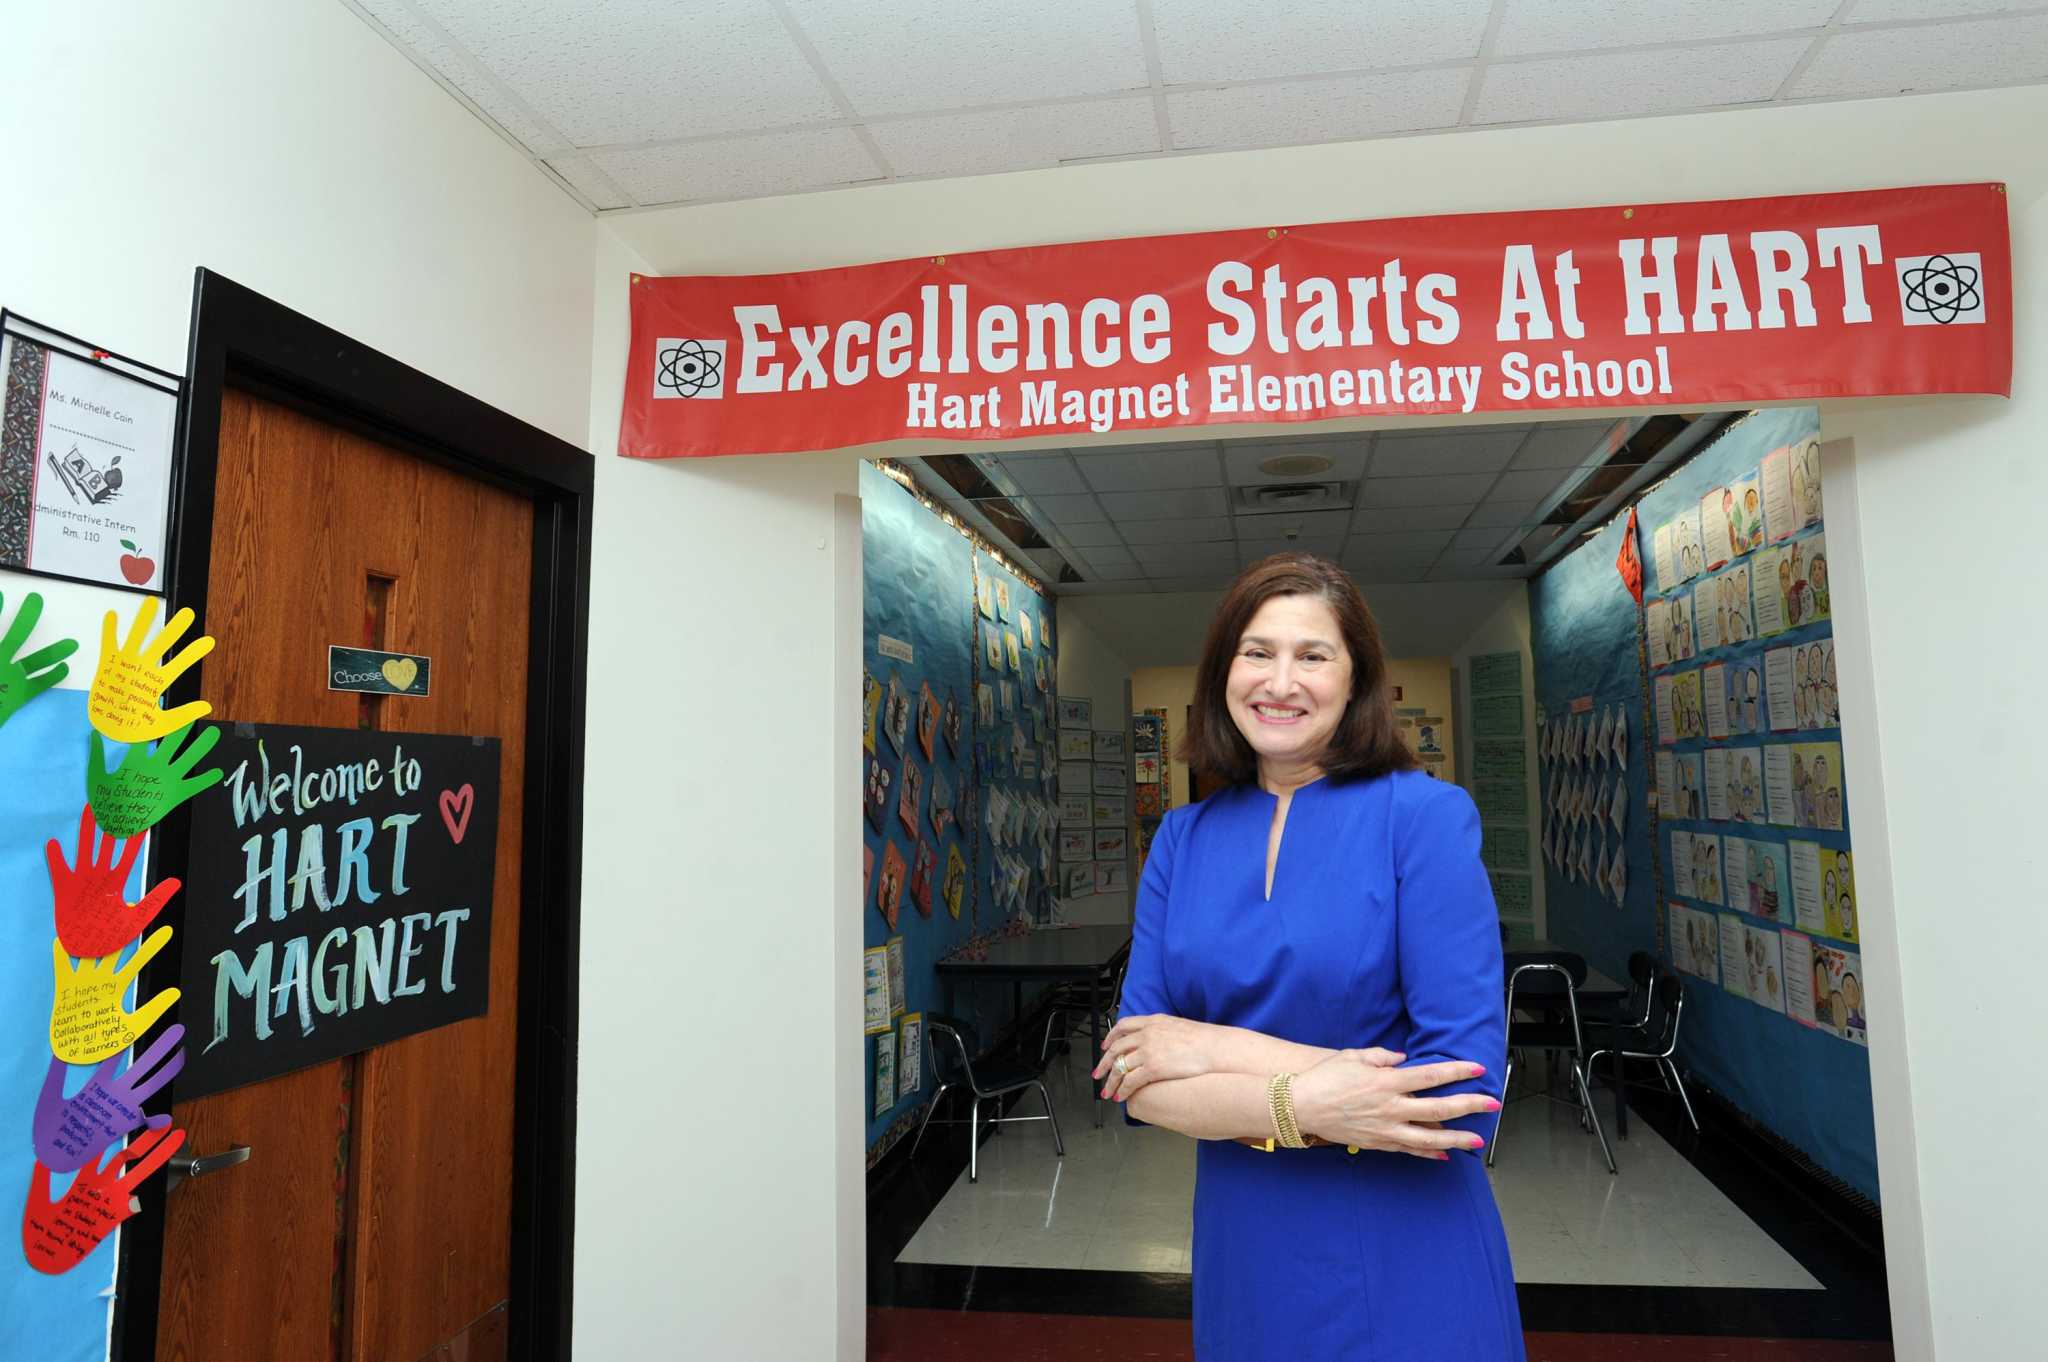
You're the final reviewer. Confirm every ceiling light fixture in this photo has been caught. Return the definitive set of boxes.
[1256,453,1335,477]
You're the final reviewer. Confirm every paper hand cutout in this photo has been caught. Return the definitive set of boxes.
[87,596,214,743]
[0,590,80,730]
[33,1025,185,1174]
[50,927,181,1064]
[22,1122,185,1274]
[87,720,224,838]
[48,805,182,958]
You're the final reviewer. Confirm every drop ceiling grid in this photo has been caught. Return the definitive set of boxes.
[349,0,2048,213]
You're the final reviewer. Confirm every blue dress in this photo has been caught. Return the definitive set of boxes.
[1120,770,1523,1361]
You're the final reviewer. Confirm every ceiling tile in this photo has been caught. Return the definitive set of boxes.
[1241,537,1347,566]
[1074,445,1222,493]
[786,0,1149,114]
[1073,544,1135,568]
[1051,520,1125,547]
[1222,438,1372,485]
[1358,474,1498,508]
[1465,501,1541,528]
[1078,559,1148,581]
[1119,516,1235,545]
[867,97,1158,178]
[1848,1,2029,20]
[1494,0,1839,56]
[1343,529,1453,556]
[1130,541,1243,573]
[1233,508,1355,539]
[1790,14,2048,98]
[590,128,879,204]
[1026,492,1107,523]
[1510,422,1619,469]
[544,156,633,209]
[1095,487,1231,520]
[993,454,1089,496]
[359,2,563,149]
[401,0,840,146]
[1352,505,1472,533]
[1473,39,1812,125]
[1347,564,1430,585]
[1167,70,1469,152]
[1488,468,1575,505]
[1437,547,1497,565]
[1453,526,1515,552]
[1369,429,1527,478]
[1150,0,1493,82]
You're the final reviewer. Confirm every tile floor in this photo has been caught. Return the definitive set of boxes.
[897,1043,1820,1290]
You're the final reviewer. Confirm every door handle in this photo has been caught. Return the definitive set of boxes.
[165,1146,251,1191]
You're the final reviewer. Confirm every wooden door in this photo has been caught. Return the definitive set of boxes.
[154,389,531,1362]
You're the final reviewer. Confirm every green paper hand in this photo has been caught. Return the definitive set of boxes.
[0,591,80,729]
[87,721,224,837]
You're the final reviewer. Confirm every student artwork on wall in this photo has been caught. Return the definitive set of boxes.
[1058,731,1091,761]
[1788,841,1857,942]
[909,842,936,919]
[1092,827,1127,858]
[942,689,961,756]
[1092,795,1126,826]
[873,1032,897,1120]
[983,623,1003,671]
[1019,610,1032,650]
[1671,508,1705,583]
[917,682,941,761]
[1092,764,1126,794]
[863,669,881,753]
[941,845,967,920]
[1093,861,1127,894]
[1057,696,1092,729]
[863,752,893,832]
[896,757,924,837]
[1670,903,1720,985]
[886,937,906,1020]
[1092,730,1125,761]
[896,1013,923,1103]
[1698,487,1733,574]
[1784,934,1866,1045]
[876,842,907,930]
[1059,828,1089,862]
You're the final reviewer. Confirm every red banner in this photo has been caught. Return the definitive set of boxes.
[621,183,2010,459]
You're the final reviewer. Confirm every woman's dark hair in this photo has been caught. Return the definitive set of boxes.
[1177,552,1417,785]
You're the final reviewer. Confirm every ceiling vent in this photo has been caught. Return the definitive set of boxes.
[1234,481,1354,514]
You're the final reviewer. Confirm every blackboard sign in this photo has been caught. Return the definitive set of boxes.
[173,722,500,1100]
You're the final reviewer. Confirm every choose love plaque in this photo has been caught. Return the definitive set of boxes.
[173,721,500,1100]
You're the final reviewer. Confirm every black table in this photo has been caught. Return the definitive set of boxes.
[935,924,1131,1126]
[1505,940,1635,1137]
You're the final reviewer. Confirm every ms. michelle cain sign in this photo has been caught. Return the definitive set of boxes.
[622,183,2011,457]
[173,723,500,1100]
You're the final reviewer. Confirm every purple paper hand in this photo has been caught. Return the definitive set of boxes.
[32,1024,185,1174]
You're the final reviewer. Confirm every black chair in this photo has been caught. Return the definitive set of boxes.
[909,1014,1064,1182]
[1587,970,1699,1135]
[1038,958,1128,1068]
[1580,951,1657,1031]
[1488,953,1618,1174]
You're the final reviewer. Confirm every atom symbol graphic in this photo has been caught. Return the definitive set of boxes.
[657,338,723,395]
[1900,254,1981,324]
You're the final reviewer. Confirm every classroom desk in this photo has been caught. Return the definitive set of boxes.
[1506,940,1635,1136]
[935,925,1131,1127]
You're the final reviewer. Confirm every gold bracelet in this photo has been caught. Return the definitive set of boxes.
[1268,1072,1308,1148]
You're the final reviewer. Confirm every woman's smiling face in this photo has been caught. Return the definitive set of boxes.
[1227,594,1353,775]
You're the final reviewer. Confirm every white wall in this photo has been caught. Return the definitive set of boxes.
[1053,599,1134,924]
[0,1,594,444]
[1448,587,1545,938]
[604,84,2048,1359]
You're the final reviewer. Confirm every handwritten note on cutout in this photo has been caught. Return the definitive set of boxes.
[87,720,223,837]
[50,927,181,1064]
[0,591,80,730]
[22,1122,186,1274]
[47,805,182,959]
[32,1025,186,1173]
[87,596,214,742]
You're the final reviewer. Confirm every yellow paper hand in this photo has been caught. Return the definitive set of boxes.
[50,927,182,1065]
[88,597,215,743]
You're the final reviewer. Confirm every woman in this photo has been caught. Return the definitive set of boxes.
[1093,554,1518,1361]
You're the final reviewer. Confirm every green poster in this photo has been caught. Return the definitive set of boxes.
[1480,824,1530,871]
[1470,651,1522,695]
[1473,738,1526,781]
[1474,776,1528,818]
[1472,693,1523,738]
[1490,870,1533,917]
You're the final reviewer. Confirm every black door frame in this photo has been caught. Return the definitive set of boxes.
[116,270,590,1362]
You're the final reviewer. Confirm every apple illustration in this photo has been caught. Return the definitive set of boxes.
[118,538,155,585]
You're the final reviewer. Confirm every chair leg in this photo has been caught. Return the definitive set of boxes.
[1486,1055,1515,1168]
[968,1096,982,1182]
[909,1082,951,1161]
[1035,1081,1065,1157]
[1572,1062,1618,1174]
[1661,1058,1701,1132]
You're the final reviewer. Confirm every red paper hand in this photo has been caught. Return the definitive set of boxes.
[22,1122,185,1274]
[46,806,181,960]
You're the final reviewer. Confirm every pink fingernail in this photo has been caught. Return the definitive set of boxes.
[1468,1138,1486,1150]
[1483,1099,1502,1112]
[1434,1152,1450,1161]
[1468,1065,1487,1078]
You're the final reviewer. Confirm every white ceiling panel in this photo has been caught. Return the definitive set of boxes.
[1130,541,1243,572]
[1494,0,1841,57]
[1453,525,1516,551]
[1119,516,1234,544]
[396,0,838,147]
[1167,69,1468,151]
[1790,13,2048,98]
[1473,39,1812,125]
[358,1,564,150]
[1240,537,1346,566]
[991,454,1089,496]
[1075,445,1223,492]
[1352,505,1473,532]
[1511,422,1620,469]
[1369,429,1527,478]
[1357,473,1499,508]
[868,98,1158,178]
[1074,543,1136,566]
[1488,467,1577,504]
[1077,558,1148,580]
[1847,1,2031,21]
[1052,520,1127,547]
[1029,492,1110,523]
[787,0,1149,114]
[1222,439,1372,485]
[544,156,633,210]
[1095,487,1232,520]
[590,127,879,204]
[1149,0,1493,83]
[1233,508,1354,539]
[1345,529,1454,556]
[1465,501,1543,528]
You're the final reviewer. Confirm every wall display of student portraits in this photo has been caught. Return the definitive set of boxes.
[858,465,1059,1152]
[0,314,178,595]
[1533,405,1874,1204]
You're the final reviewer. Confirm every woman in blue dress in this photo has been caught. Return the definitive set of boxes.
[1094,553,1522,1361]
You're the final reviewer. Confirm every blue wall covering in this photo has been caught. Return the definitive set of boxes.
[1531,408,1877,1201]
[860,464,1057,1152]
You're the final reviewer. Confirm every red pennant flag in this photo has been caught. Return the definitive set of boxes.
[1616,506,1645,605]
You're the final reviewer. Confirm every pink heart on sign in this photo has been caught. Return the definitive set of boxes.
[438,784,475,844]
